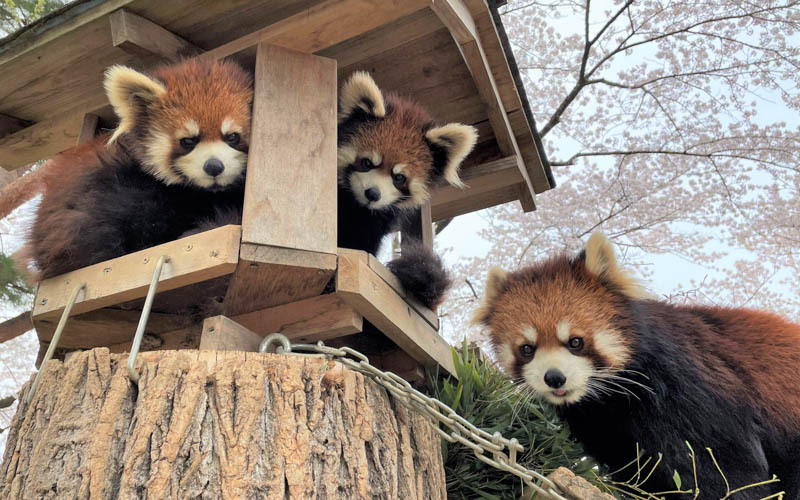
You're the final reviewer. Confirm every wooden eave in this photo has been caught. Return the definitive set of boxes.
[0,0,553,219]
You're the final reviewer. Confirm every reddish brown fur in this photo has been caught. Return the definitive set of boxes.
[347,94,436,187]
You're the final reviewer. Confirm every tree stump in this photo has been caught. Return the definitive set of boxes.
[0,348,445,499]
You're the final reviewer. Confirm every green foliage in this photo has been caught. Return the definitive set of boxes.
[429,340,604,499]
[0,0,67,36]
[0,252,31,306]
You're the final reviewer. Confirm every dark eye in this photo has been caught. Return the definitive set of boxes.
[519,344,535,358]
[355,157,374,171]
[392,173,407,186]
[568,337,584,351]
[223,132,240,146]
[180,136,199,151]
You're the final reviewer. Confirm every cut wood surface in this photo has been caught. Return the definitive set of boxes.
[199,315,262,352]
[0,348,446,499]
[337,249,455,375]
[32,224,241,320]
[109,9,201,61]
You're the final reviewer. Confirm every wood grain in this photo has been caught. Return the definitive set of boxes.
[336,249,455,375]
[200,315,263,351]
[109,9,201,61]
[241,43,337,254]
[232,293,363,343]
[32,224,241,320]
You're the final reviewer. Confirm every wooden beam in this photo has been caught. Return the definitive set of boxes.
[200,315,263,352]
[0,113,32,139]
[0,310,32,344]
[33,224,241,321]
[431,155,519,219]
[198,0,430,62]
[232,293,363,343]
[109,9,202,61]
[377,349,426,384]
[431,0,537,211]
[77,113,99,144]
[223,244,337,317]
[336,248,455,375]
[0,107,89,170]
[365,253,439,330]
[241,43,337,255]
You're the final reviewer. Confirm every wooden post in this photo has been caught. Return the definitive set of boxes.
[0,349,446,498]
[76,113,99,144]
[401,201,434,250]
[224,43,338,316]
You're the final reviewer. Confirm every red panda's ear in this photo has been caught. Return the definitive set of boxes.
[104,65,166,143]
[426,123,478,188]
[471,266,508,325]
[338,71,386,124]
[584,233,649,298]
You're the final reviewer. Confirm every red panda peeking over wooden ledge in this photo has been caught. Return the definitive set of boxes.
[26,59,252,280]
[474,233,800,498]
[337,72,478,310]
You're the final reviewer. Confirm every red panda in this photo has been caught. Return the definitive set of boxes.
[473,233,800,498]
[336,72,477,309]
[28,59,252,280]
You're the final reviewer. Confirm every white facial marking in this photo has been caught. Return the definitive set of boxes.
[337,145,358,169]
[521,348,593,405]
[348,168,400,209]
[392,163,408,175]
[174,141,246,188]
[143,130,179,184]
[495,343,515,374]
[181,119,200,138]
[397,176,429,208]
[593,330,629,368]
[556,321,571,343]
[371,151,382,166]
[221,117,240,135]
[521,327,537,344]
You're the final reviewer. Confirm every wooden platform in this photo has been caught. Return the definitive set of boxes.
[0,0,552,218]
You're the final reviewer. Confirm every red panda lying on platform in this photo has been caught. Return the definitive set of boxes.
[336,72,477,309]
[474,233,800,499]
[28,59,252,280]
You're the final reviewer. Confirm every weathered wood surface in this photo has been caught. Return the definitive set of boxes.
[0,348,446,499]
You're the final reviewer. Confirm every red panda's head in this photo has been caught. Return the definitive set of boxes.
[104,59,253,190]
[337,72,478,210]
[473,233,650,405]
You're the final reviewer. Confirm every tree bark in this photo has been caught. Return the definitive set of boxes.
[0,348,445,499]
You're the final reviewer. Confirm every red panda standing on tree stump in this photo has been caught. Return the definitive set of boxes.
[474,233,800,499]
[26,59,253,280]
[336,72,478,310]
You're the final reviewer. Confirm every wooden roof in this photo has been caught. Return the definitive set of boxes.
[0,0,553,219]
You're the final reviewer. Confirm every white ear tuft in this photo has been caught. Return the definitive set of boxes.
[471,266,508,325]
[338,71,386,123]
[104,65,166,142]
[585,233,649,298]
[425,123,478,188]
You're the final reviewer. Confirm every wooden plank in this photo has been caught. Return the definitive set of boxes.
[0,108,88,170]
[0,310,32,344]
[241,43,337,254]
[198,0,430,61]
[336,248,455,375]
[430,0,476,44]
[432,183,519,221]
[109,9,202,61]
[366,253,440,330]
[34,308,190,348]
[77,113,99,144]
[378,349,426,384]
[430,155,520,219]
[0,113,31,139]
[32,224,241,320]
[223,244,337,317]
[317,8,442,68]
[105,322,202,353]
[200,315,263,351]
[232,293,363,343]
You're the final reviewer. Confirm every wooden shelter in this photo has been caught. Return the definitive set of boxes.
[0,0,552,378]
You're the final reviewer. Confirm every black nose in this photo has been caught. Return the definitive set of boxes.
[365,187,381,202]
[203,158,224,177]
[544,369,566,388]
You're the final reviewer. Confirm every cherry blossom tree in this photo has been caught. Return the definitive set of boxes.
[438,0,800,341]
